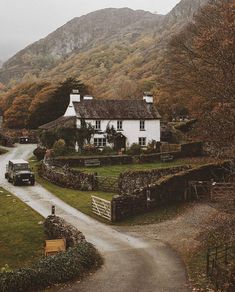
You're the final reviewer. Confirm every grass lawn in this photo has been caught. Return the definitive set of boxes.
[30,159,114,222]
[74,159,192,177]
[0,187,45,269]
[0,147,8,155]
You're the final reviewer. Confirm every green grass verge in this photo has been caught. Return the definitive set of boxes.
[74,159,191,177]
[29,159,114,222]
[0,187,45,270]
[0,147,8,155]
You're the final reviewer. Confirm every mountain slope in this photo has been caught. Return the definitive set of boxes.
[0,8,162,83]
[0,0,209,96]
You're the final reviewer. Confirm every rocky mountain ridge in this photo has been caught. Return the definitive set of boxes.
[0,0,209,86]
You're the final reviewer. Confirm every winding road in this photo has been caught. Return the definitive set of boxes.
[0,144,190,292]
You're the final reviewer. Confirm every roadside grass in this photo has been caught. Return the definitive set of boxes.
[74,159,193,177]
[0,187,45,269]
[29,159,114,222]
[0,147,8,155]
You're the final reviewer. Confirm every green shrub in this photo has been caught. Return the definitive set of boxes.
[83,144,99,155]
[126,143,142,155]
[102,146,114,155]
[53,139,66,156]
[0,243,103,292]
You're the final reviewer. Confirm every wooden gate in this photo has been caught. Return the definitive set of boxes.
[91,196,112,221]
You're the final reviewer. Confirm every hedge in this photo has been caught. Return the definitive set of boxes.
[0,242,102,292]
[0,216,103,292]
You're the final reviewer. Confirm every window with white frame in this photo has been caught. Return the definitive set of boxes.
[117,120,123,131]
[94,138,106,148]
[140,120,145,131]
[139,137,146,147]
[95,120,101,130]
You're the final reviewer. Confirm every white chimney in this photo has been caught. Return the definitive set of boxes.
[83,95,93,100]
[64,90,80,117]
[143,92,153,104]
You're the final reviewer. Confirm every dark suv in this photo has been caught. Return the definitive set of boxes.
[5,159,35,186]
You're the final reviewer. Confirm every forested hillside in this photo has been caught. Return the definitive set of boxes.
[0,0,208,94]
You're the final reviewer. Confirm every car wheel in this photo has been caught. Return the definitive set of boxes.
[13,178,18,186]
[30,180,35,186]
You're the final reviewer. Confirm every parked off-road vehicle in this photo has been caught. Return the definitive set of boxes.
[5,159,35,186]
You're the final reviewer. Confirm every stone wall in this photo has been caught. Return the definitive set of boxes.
[112,161,231,221]
[53,154,133,167]
[44,215,86,248]
[38,162,97,191]
[181,142,203,157]
[118,165,191,196]
[53,142,203,167]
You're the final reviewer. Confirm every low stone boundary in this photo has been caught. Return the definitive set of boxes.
[118,165,191,196]
[52,142,204,167]
[53,154,133,167]
[38,162,98,191]
[111,161,231,221]
[44,216,86,248]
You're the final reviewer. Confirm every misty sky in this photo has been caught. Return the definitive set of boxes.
[0,0,181,61]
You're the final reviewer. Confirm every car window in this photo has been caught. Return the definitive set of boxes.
[14,164,29,171]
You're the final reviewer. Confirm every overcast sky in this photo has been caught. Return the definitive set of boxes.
[0,0,181,61]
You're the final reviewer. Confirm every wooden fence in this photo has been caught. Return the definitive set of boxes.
[207,241,235,289]
[96,176,119,193]
[91,196,112,221]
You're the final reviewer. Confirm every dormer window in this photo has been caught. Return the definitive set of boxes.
[117,120,123,131]
[95,120,101,130]
[140,120,145,131]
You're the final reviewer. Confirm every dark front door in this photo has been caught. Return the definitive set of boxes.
[114,135,126,151]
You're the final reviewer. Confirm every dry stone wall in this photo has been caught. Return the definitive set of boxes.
[38,162,97,191]
[118,165,191,196]
[44,215,86,248]
[112,161,231,221]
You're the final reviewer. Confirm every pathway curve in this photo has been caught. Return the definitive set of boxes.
[0,144,190,292]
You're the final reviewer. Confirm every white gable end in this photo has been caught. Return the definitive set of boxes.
[64,92,80,117]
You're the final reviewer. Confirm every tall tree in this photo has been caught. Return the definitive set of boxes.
[158,0,235,156]
[159,0,235,103]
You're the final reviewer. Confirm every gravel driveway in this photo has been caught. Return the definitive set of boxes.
[0,144,190,292]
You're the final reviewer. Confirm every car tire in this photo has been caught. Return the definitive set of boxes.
[13,178,18,186]
[30,180,35,186]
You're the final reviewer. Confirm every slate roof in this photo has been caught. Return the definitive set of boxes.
[39,116,76,130]
[73,99,161,120]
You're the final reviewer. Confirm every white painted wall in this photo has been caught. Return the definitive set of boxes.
[77,119,160,148]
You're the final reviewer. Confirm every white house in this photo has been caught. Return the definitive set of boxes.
[40,90,161,150]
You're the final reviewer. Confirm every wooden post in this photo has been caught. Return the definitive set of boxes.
[206,248,210,276]
[51,205,55,216]
[224,243,228,265]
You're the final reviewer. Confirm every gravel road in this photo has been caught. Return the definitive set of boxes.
[0,144,190,292]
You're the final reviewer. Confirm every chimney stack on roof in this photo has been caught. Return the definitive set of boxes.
[64,90,80,117]
[143,92,153,104]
